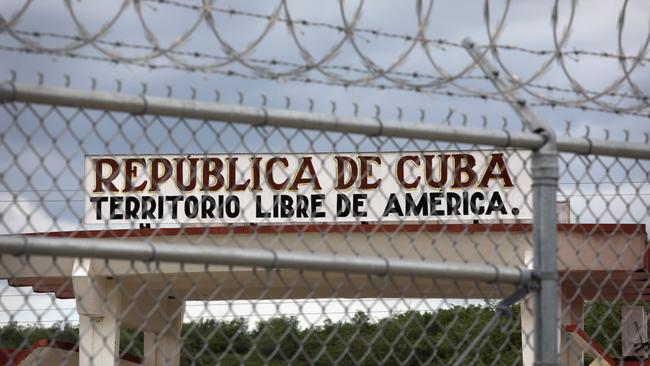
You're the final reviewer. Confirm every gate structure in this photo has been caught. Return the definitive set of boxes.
[1,1,650,366]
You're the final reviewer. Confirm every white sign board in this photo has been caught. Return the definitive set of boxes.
[84,150,531,225]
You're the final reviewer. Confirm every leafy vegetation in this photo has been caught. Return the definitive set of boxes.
[0,303,521,365]
[0,301,642,365]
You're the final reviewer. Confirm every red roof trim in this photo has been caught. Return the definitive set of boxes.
[564,325,650,365]
[564,325,616,365]
[8,340,141,365]
[32,223,646,239]
[647,246,650,274]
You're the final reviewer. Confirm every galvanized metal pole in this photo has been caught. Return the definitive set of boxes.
[463,38,559,366]
[0,235,532,285]
[0,82,649,159]
[530,128,559,366]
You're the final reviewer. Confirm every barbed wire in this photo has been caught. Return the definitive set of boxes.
[1,0,649,116]
[2,3,650,363]
[145,0,650,64]
[7,29,650,106]
[3,44,650,120]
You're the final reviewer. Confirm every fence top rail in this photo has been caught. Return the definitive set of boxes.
[0,235,532,285]
[1,82,649,159]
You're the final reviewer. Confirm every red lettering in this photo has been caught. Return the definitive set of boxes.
[93,158,119,193]
[451,154,477,188]
[202,158,224,191]
[396,156,420,189]
[227,157,250,191]
[174,157,199,191]
[358,156,382,189]
[266,157,289,190]
[150,158,172,192]
[335,156,358,189]
[289,157,322,191]
[124,158,146,192]
[478,153,514,188]
[425,154,448,188]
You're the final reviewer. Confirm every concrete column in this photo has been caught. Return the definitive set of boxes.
[143,331,156,366]
[142,297,185,366]
[521,249,535,366]
[521,288,584,366]
[73,258,123,366]
[78,289,122,366]
[521,294,535,366]
[560,286,584,366]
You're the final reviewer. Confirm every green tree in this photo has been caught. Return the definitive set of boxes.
[0,302,576,366]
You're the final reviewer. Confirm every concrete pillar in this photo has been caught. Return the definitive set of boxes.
[521,249,535,366]
[560,286,584,366]
[142,297,185,366]
[73,258,123,366]
[521,285,584,366]
[520,294,535,366]
[77,288,122,366]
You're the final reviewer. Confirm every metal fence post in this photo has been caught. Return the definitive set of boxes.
[531,131,559,366]
[463,38,559,365]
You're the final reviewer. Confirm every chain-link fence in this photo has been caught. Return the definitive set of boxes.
[1,80,648,366]
[1,1,650,366]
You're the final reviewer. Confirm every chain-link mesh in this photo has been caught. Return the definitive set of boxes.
[0,95,537,365]
[556,150,650,366]
[1,1,650,366]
